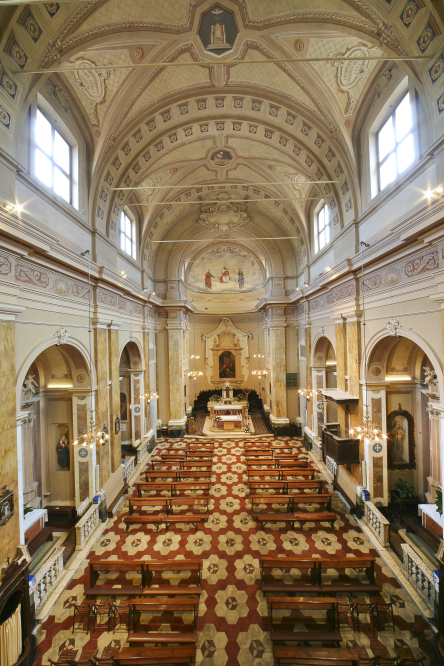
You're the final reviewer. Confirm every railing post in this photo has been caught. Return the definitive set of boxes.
[33,546,65,613]
[75,504,100,550]
[364,500,390,547]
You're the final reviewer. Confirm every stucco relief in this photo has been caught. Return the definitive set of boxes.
[329,43,374,115]
[68,56,113,126]
[404,251,439,277]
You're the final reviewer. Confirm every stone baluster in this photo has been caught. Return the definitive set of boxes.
[364,500,390,547]
[75,504,99,551]
[311,438,323,461]
[32,547,65,613]
[401,544,436,612]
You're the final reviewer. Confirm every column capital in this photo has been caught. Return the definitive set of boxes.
[0,302,25,321]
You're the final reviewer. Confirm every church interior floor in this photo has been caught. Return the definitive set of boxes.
[194,411,271,436]
[34,437,435,666]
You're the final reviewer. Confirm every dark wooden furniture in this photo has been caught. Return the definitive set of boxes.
[404,516,441,552]
[250,494,295,513]
[129,496,209,515]
[273,646,360,666]
[146,560,202,586]
[112,646,196,666]
[250,488,332,508]
[26,526,54,556]
[321,427,360,465]
[390,492,420,524]
[0,558,34,666]
[126,632,197,645]
[46,505,76,528]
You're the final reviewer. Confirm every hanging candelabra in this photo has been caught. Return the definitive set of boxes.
[349,242,387,443]
[298,387,318,400]
[73,250,109,448]
[252,325,267,378]
[188,322,203,380]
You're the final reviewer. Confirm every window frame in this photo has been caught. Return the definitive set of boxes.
[376,92,415,194]
[119,209,137,260]
[34,107,73,205]
[315,202,331,254]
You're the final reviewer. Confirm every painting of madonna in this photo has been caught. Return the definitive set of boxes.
[56,432,70,470]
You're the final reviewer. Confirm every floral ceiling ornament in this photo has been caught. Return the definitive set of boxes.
[198,202,250,231]
[328,43,374,115]
[384,318,400,337]
[54,86,70,112]
[68,57,113,126]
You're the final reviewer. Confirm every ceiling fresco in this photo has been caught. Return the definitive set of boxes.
[0,0,443,303]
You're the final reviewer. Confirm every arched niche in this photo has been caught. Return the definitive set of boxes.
[364,328,441,503]
[18,341,92,511]
[119,339,145,451]
[312,334,338,430]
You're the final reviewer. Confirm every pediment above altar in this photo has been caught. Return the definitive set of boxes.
[201,318,252,387]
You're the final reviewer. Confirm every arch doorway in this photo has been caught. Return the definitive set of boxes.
[119,341,144,454]
[366,334,440,505]
[19,343,91,510]
[312,336,337,438]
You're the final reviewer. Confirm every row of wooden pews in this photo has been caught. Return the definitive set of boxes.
[242,441,339,531]
[122,440,215,533]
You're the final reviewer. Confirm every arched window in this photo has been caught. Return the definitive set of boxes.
[376,92,415,192]
[34,108,73,203]
[120,210,136,259]
[315,203,330,253]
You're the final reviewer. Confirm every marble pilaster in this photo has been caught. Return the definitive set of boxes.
[305,326,313,431]
[143,329,151,433]
[347,318,363,484]
[108,325,121,473]
[94,324,110,487]
[167,317,187,437]
[269,322,289,435]
[0,320,20,566]
[335,318,347,434]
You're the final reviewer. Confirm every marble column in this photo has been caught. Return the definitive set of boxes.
[269,320,289,435]
[108,324,121,474]
[335,317,347,435]
[347,317,363,484]
[305,326,313,432]
[426,397,442,502]
[143,328,151,434]
[367,388,388,504]
[94,323,110,487]
[0,318,21,566]
[167,316,187,437]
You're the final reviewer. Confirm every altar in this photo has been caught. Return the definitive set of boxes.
[207,382,247,432]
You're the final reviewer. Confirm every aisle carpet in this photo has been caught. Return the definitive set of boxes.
[34,437,434,665]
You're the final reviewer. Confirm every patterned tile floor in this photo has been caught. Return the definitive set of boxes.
[34,437,435,665]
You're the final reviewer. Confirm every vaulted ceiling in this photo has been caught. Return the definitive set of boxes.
[1,0,443,295]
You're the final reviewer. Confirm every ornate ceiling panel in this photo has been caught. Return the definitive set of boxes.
[245,0,362,19]
[77,0,191,32]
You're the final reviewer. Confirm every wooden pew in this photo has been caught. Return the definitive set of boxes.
[84,585,202,598]
[247,467,315,479]
[250,479,324,494]
[129,498,170,514]
[250,494,296,513]
[152,460,212,471]
[260,557,318,593]
[123,515,207,532]
[146,559,203,585]
[126,597,200,632]
[89,560,148,588]
[127,632,197,646]
[177,470,212,481]
[142,471,181,482]
[267,596,342,641]
[256,511,338,530]
[133,481,211,497]
[317,556,376,586]
[273,646,360,666]
[112,646,196,666]
[169,497,209,513]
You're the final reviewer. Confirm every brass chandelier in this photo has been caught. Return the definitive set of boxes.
[188,325,203,380]
[349,243,387,442]
[73,250,109,448]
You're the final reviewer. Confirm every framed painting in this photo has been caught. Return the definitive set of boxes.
[387,405,416,470]
[0,486,14,526]
[219,350,235,379]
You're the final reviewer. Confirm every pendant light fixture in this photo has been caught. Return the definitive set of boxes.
[73,251,109,448]
[349,243,387,442]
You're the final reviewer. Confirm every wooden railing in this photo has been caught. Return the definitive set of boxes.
[401,543,436,612]
[33,547,64,612]
[364,500,390,547]
[321,426,360,465]
[75,504,99,551]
